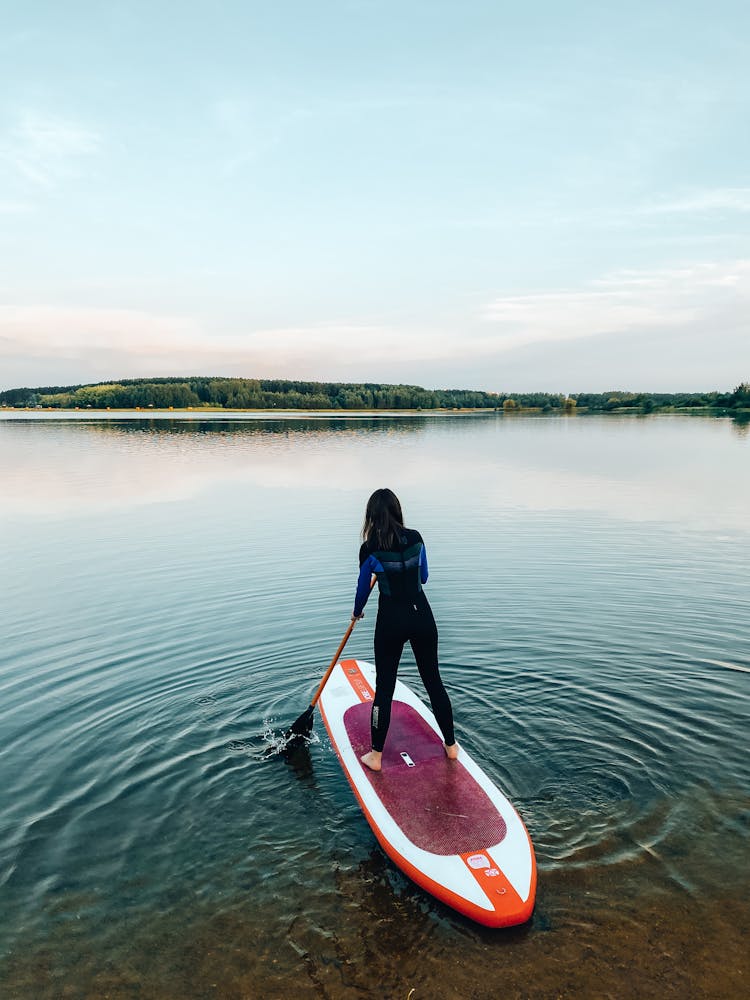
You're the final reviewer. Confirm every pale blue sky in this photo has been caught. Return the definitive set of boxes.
[1,1,748,391]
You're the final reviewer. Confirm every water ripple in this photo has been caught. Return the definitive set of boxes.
[1,414,749,992]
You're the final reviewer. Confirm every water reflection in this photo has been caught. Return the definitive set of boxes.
[1,413,748,534]
[69,415,437,434]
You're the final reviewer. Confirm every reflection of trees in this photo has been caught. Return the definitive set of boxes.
[72,415,449,439]
[731,413,749,437]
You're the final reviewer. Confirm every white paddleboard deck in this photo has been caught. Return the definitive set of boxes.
[319,659,536,927]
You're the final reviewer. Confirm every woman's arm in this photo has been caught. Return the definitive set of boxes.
[419,543,429,585]
[353,553,382,617]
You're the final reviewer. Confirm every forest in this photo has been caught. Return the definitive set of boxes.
[1,377,748,413]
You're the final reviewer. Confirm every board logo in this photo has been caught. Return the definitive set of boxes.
[341,660,375,703]
[467,854,490,870]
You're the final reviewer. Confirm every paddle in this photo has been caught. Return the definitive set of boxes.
[287,576,375,741]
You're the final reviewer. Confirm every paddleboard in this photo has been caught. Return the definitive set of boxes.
[319,658,537,927]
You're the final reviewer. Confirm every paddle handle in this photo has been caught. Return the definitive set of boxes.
[309,576,376,709]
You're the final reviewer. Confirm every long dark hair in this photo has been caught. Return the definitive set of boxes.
[362,488,404,549]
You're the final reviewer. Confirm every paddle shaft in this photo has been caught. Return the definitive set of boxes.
[308,576,375,709]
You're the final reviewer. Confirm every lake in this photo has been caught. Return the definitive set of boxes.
[1,410,748,998]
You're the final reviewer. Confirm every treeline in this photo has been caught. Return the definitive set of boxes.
[1,378,748,412]
[572,385,750,412]
[0,377,499,410]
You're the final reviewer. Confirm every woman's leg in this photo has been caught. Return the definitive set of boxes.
[361,636,402,770]
[410,601,456,749]
[370,617,404,753]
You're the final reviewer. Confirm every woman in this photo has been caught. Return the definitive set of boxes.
[352,488,458,771]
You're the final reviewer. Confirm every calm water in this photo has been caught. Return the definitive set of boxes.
[1,411,749,999]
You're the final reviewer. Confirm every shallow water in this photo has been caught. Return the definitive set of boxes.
[1,411,748,998]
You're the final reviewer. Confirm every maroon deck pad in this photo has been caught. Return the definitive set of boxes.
[344,700,507,855]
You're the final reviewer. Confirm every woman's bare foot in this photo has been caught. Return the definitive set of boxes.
[444,742,459,760]
[360,750,383,772]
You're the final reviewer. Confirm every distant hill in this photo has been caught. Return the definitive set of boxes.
[1,377,498,410]
[1,377,748,413]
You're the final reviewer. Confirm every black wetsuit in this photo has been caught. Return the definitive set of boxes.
[353,528,455,753]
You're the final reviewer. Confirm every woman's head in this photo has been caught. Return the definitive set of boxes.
[363,488,404,548]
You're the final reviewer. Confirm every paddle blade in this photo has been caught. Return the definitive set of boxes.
[288,704,315,738]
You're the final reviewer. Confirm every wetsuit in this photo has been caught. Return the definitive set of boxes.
[353,528,455,753]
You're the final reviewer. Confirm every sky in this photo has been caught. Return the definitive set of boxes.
[1,0,749,393]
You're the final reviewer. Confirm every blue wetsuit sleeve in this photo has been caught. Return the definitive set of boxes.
[354,554,378,616]
[420,543,429,585]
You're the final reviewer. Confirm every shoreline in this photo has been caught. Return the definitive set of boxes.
[1,405,748,418]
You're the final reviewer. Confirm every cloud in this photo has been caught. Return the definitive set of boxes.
[2,258,748,390]
[0,110,102,189]
[638,188,750,216]
[0,304,436,382]
[0,306,199,352]
[480,260,750,352]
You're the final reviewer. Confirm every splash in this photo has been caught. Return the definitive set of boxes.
[249,718,320,760]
